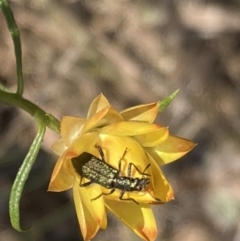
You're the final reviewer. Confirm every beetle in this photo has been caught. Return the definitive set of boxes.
[71,146,152,204]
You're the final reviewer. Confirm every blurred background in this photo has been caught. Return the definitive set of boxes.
[1,0,240,240]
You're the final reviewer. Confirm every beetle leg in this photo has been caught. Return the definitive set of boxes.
[129,163,151,177]
[142,163,151,175]
[118,148,128,174]
[91,189,115,201]
[154,197,161,202]
[96,145,106,162]
[79,176,93,187]
[119,191,139,205]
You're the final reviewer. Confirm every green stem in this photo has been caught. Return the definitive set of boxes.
[0,91,60,133]
[9,123,46,231]
[0,0,24,96]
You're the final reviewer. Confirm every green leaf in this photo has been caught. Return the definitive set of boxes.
[9,124,46,231]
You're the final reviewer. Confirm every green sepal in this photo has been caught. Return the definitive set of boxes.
[158,89,179,112]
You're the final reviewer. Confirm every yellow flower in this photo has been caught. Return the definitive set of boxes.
[48,94,196,241]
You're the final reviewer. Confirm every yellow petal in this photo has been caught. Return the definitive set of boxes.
[120,102,160,123]
[48,156,73,192]
[146,135,197,165]
[100,121,162,136]
[65,132,101,160]
[74,176,107,229]
[51,139,67,156]
[87,93,110,119]
[134,127,169,147]
[82,107,123,134]
[73,180,100,240]
[61,116,86,147]
[146,152,174,202]
[105,200,157,241]
[49,132,101,192]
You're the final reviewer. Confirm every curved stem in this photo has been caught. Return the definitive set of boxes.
[0,0,24,96]
[9,123,46,231]
[0,91,60,133]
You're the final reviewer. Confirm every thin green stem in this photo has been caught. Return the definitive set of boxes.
[0,0,24,96]
[0,91,60,133]
[9,123,46,231]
